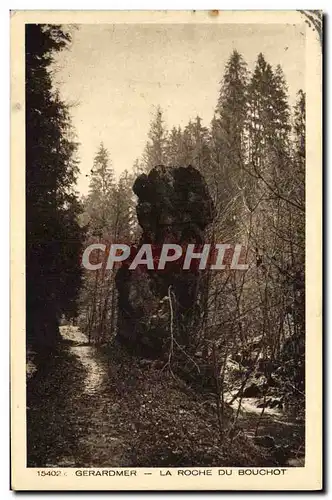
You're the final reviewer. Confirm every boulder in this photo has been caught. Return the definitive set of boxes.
[242,383,262,398]
[116,165,215,357]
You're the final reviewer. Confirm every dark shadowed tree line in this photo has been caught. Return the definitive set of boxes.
[26,24,84,351]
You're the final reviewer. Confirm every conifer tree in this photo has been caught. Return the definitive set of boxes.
[212,50,248,235]
[165,126,183,165]
[143,106,167,170]
[289,90,305,330]
[26,24,84,350]
[86,142,115,236]
[133,158,145,177]
[176,118,210,173]
[293,90,305,185]
[80,146,136,342]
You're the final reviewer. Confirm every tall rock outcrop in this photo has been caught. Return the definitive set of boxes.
[116,165,215,357]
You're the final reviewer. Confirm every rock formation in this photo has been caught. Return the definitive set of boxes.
[115,165,215,358]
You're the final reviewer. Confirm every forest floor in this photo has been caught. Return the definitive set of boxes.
[27,326,305,468]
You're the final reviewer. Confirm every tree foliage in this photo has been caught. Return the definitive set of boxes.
[78,143,136,343]
[132,49,305,408]
[26,24,84,349]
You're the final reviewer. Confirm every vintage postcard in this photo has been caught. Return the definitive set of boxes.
[11,10,322,491]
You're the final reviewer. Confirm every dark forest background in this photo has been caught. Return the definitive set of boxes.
[26,24,305,429]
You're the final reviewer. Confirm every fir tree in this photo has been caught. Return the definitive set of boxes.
[165,126,183,165]
[211,50,248,235]
[293,90,305,166]
[86,143,115,237]
[26,24,84,350]
[143,106,167,170]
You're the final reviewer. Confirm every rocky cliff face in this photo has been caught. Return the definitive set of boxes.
[115,165,215,358]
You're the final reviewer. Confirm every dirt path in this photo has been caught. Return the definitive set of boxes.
[27,326,134,467]
[54,326,132,467]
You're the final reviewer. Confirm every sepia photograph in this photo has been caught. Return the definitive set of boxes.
[11,10,322,491]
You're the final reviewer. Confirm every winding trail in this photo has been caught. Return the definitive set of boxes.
[51,326,131,467]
